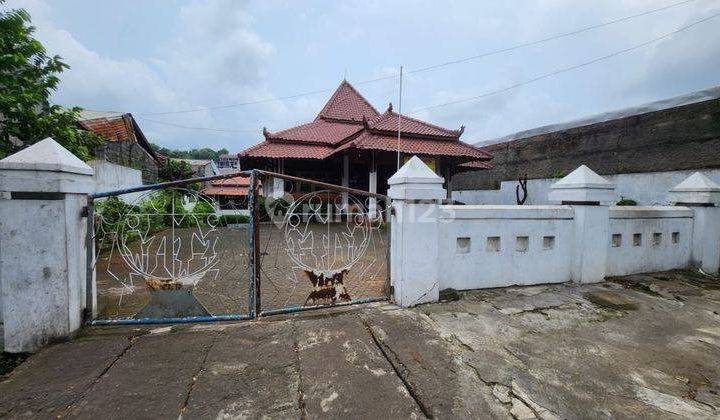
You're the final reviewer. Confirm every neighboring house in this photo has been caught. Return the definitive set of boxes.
[200,175,255,215]
[77,111,160,183]
[179,159,219,178]
[453,86,720,205]
[239,80,491,199]
[217,154,239,170]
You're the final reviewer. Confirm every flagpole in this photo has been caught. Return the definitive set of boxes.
[396,65,403,171]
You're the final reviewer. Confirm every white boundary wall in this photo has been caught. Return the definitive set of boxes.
[454,169,720,206]
[390,159,720,307]
[88,159,143,203]
[606,207,693,276]
[438,206,573,289]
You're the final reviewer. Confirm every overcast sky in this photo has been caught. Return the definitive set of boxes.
[7,0,720,151]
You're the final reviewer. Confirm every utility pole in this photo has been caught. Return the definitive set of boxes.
[396,65,403,171]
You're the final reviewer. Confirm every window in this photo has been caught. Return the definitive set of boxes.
[516,236,529,252]
[612,234,622,248]
[672,232,680,244]
[652,233,662,246]
[486,236,501,252]
[457,237,471,254]
[633,233,642,247]
[542,236,555,250]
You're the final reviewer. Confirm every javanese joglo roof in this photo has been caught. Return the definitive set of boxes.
[240,80,492,166]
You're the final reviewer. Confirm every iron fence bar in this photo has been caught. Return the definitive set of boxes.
[90,169,252,199]
[259,296,388,317]
[88,313,254,326]
[255,170,389,200]
[252,172,262,316]
[84,196,95,322]
[246,170,257,317]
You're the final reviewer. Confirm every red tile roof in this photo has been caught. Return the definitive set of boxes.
[241,141,334,160]
[200,186,248,196]
[368,108,462,139]
[266,119,363,145]
[335,132,492,160]
[315,80,379,122]
[210,175,251,187]
[79,116,135,142]
[239,80,492,165]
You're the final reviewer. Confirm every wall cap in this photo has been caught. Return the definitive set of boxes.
[0,138,94,176]
[388,155,444,186]
[668,172,720,205]
[550,165,614,190]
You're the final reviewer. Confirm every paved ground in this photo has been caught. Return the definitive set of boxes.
[2,269,720,419]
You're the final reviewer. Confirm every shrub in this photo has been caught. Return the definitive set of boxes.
[219,214,250,225]
[616,197,637,206]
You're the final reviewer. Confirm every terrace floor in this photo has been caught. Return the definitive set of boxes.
[1,270,719,419]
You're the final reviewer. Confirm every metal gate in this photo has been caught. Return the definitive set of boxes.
[86,170,390,325]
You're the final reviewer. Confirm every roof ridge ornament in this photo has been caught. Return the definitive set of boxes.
[263,126,270,139]
[362,115,370,130]
[387,102,393,112]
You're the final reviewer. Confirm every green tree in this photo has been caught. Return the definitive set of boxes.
[158,159,195,182]
[0,5,102,160]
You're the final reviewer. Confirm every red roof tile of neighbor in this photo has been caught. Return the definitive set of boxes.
[315,80,379,122]
[241,141,335,160]
[201,186,248,196]
[266,119,364,145]
[210,175,251,187]
[79,117,135,142]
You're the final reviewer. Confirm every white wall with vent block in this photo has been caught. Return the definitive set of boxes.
[390,159,720,307]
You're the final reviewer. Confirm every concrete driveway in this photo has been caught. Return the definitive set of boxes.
[1,269,719,419]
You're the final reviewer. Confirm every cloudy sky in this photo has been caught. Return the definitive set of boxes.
[6,0,720,151]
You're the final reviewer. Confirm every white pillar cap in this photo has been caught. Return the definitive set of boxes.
[548,165,615,204]
[668,172,720,205]
[388,156,445,201]
[0,138,94,194]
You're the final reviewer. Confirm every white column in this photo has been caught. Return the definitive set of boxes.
[368,152,377,218]
[549,165,615,284]
[341,154,349,213]
[668,172,720,275]
[271,158,285,199]
[388,156,446,306]
[0,138,95,352]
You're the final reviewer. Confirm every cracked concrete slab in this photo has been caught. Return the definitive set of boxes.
[0,336,130,418]
[66,331,217,418]
[182,321,299,419]
[294,313,423,419]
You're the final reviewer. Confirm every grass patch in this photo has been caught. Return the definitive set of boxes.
[0,352,30,376]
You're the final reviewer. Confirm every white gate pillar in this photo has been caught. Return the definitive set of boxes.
[0,138,94,352]
[668,172,720,275]
[388,156,445,306]
[549,165,615,284]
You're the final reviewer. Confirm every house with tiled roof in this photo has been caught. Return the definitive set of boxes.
[77,111,160,183]
[240,80,492,198]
